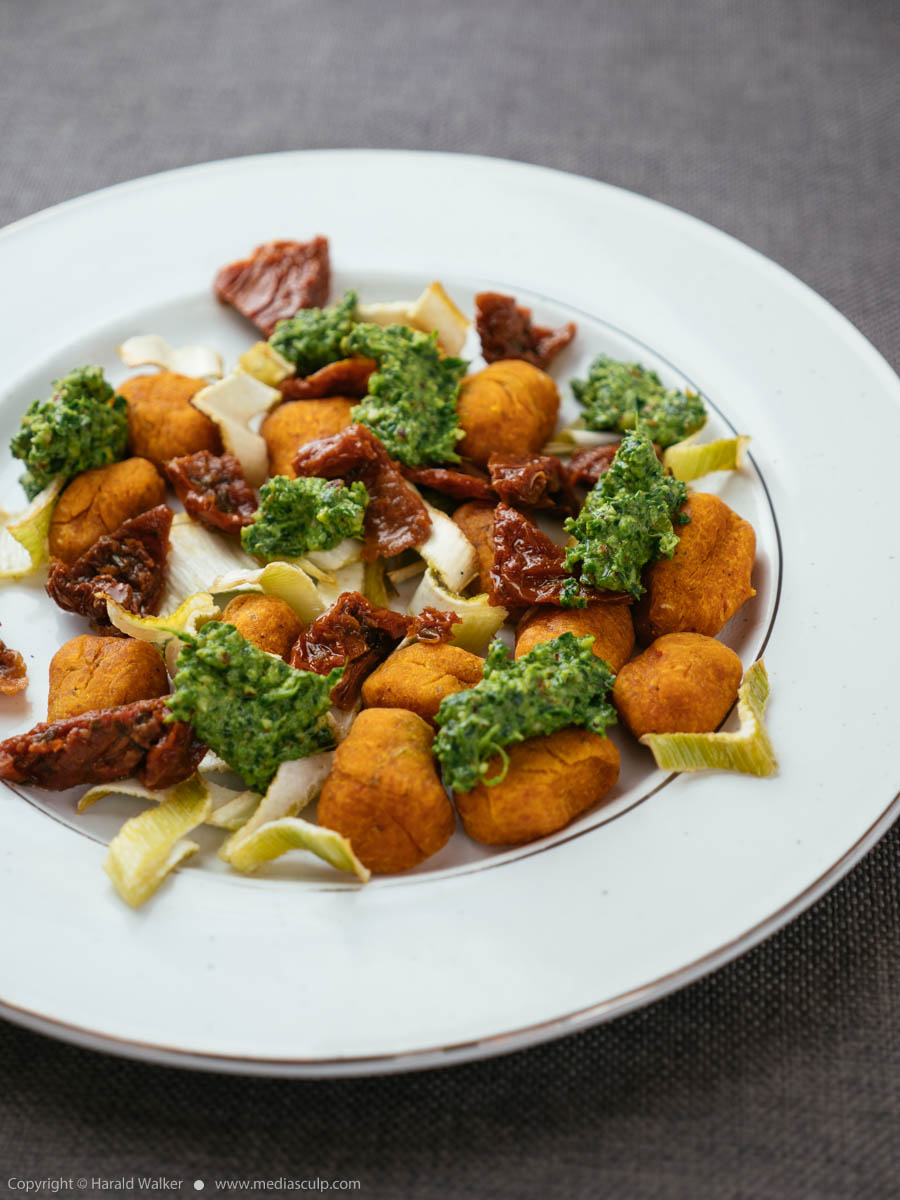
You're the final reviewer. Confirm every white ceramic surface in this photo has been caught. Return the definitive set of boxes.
[0,150,897,1076]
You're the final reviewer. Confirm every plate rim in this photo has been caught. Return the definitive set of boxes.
[1,147,899,1077]
[3,781,898,1078]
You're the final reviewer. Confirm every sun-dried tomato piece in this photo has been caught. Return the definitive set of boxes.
[489,503,629,609]
[280,357,377,401]
[0,697,204,791]
[292,424,431,561]
[475,292,576,368]
[290,591,411,710]
[487,452,578,515]
[0,634,27,695]
[567,444,620,488]
[140,716,207,791]
[408,607,459,643]
[401,463,494,502]
[165,451,257,535]
[213,237,331,337]
[46,505,172,628]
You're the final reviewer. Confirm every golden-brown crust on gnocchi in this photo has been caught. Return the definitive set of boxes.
[260,397,355,479]
[515,603,635,672]
[612,632,742,738]
[317,708,455,873]
[451,500,496,595]
[454,727,619,846]
[456,360,559,466]
[634,492,756,643]
[118,372,221,470]
[47,635,169,721]
[361,641,484,725]
[221,595,305,662]
[48,457,166,565]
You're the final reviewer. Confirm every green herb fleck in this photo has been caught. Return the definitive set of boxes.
[268,290,358,376]
[572,355,706,448]
[241,475,368,559]
[434,634,617,794]
[563,429,688,601]
[344,323,467,466]
[168,622,340,792]
[10,366,129,499]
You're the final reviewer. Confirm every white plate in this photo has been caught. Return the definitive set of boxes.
[1,151,898,1077]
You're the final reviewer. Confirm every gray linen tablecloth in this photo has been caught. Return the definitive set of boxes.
[1,1,898,1195]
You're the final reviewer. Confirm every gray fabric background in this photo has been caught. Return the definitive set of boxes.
[1,0,898,1195]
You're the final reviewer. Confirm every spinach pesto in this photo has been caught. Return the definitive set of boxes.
[241,475,369,558]
[434,634,617,794]
[268,290,358,376]
[168,622,340,792]
[344,323,467,466]
[10,366,129,499]
[562,429,688,603]
[572,354,706,448]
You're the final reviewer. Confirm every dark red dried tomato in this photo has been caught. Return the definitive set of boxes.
[46,505,172,628]
[475,292,576,368]
[489,503,629,609]
[401,463,494,502]
[165,451,257,535]
[487,452,578,515]
[280,356,377,401]
[408,607,459,643]
[213,237,331,336]
[567,444,620,488]
[0,635,27,695]
[292,424,431,561]
[0,697,204,792]
[140,716,207,791]
[290,592,411,710]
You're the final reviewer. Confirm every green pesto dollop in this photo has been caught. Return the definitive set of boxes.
[167,622,340,792]
[433,634,617,794]
[241,475,369,559]
[571,354,706,448]
[344,323,467,467]
[268,290,358,376]
[562,429,688,603]
[10,366,129,499]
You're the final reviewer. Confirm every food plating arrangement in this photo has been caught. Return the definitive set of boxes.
[0,235,773,908]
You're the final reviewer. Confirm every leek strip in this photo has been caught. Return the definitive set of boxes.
[204,779,261,831]
[101,775,212,907]
[210,561,325,623]
[305,538,363,573]
[237,341,294,386]
[640,659,777,776]
[387,560,427,586]
[78,774,207,814]
[363,560,390,608]
[409,568,507,653]
[106,591,219,644]
[220,752,334,862]
[316,561,365,608]
[80,772,258,833]
[117,335,223,379]
[356,282,470,355]
[414,496,478,592]
[0,478,63,579]
[327,704,358,744]
[226,817,370,882]
[105,591,220,675]
[663,436,751,482]
[542,423,621,457]
[191,371,282,487]
[163,514,260,611]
